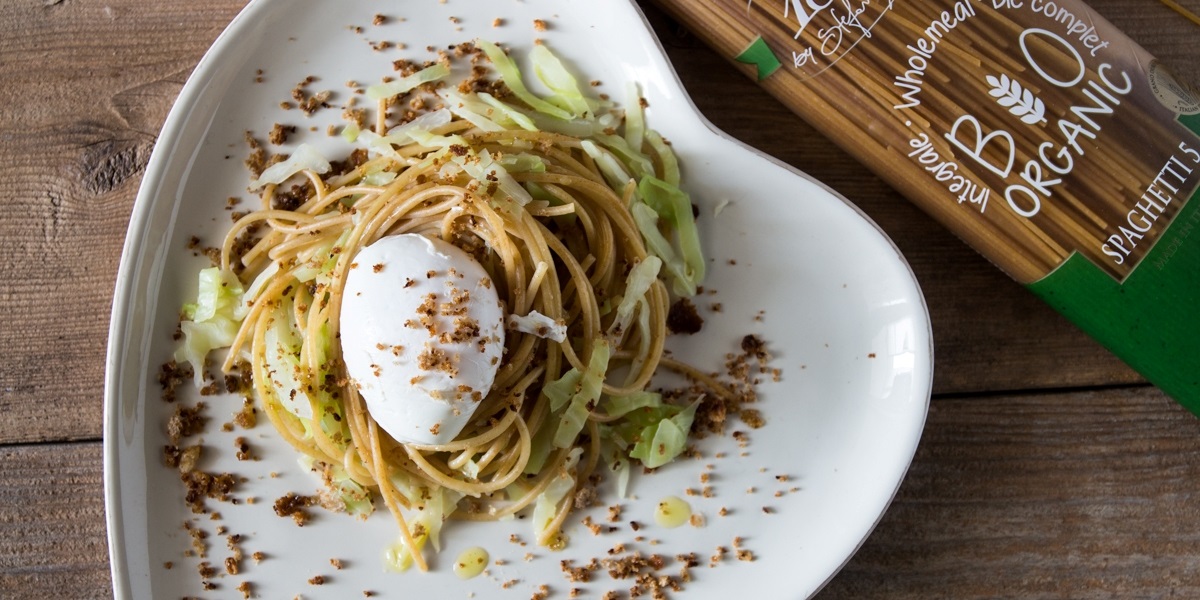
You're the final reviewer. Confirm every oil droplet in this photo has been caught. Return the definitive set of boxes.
[453,546,489,580]
[654,495,692,529]
[547,531,569,551]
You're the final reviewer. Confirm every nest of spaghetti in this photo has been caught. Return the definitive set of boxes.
[178,40,738,572]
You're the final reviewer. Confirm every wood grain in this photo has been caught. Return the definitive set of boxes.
[0,442,109,597]
[821,386,1200,599]
[0,0,1198,598]
[0,0,246,444]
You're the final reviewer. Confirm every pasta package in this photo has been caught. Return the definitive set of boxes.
[654,0,1200,411]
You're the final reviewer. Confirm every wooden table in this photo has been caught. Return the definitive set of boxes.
[2,0,1198,597]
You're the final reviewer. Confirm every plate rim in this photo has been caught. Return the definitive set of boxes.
[102,1,272,597]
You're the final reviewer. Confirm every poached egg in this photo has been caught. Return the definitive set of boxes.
[340,233,505,445]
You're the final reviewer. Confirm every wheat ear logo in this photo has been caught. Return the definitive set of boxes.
[986,74,1047,125]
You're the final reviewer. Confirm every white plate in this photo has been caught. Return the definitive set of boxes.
[104,1,933,598]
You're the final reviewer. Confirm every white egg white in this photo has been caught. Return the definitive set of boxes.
[340,233,505,445]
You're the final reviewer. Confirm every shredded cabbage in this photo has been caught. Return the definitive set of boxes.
[248,143,331,190]
[382,477,464,571]
[580,140,633,193]
[608,256,661,340]
[175,267,245,384]
[241,261,279,306]
[437,89,507,132]
[604,391,663,418]
[614,455,632,498]
[383,534,425,573]
[356,129,405,161]
[543,368,583,413]
[644,129,680,186]
[498,153,547,173]
[406,128,469,151]
[524,416,560,475]
[509,310,566,342]
[175,319,239,386]
[523,110,605,138]
[631,202,693,296]
[298,456,375,517]
[624,83,646,157]
[262,300,313,420]
[530,44,592,116]
[366,62,451,101]
[475,39,574,120]
[332,474,373,516]
[386,108,454,142]
[361,169,397,187]
[477,92,539,131]
[628,398,702,469]
[532,448,582,544]
[450,148,533,205]
[594,133,654,181]
[188,267,246,322]
[553,340,610,448]
[639,177,705,291]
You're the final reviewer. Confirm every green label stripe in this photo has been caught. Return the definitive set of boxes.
[735,36,782,81]
[1028,114,1200,413]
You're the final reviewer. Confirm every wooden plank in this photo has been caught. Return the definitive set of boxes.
[0,442,109,598]
[821,386,1200,599]
[0,0,246,444]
